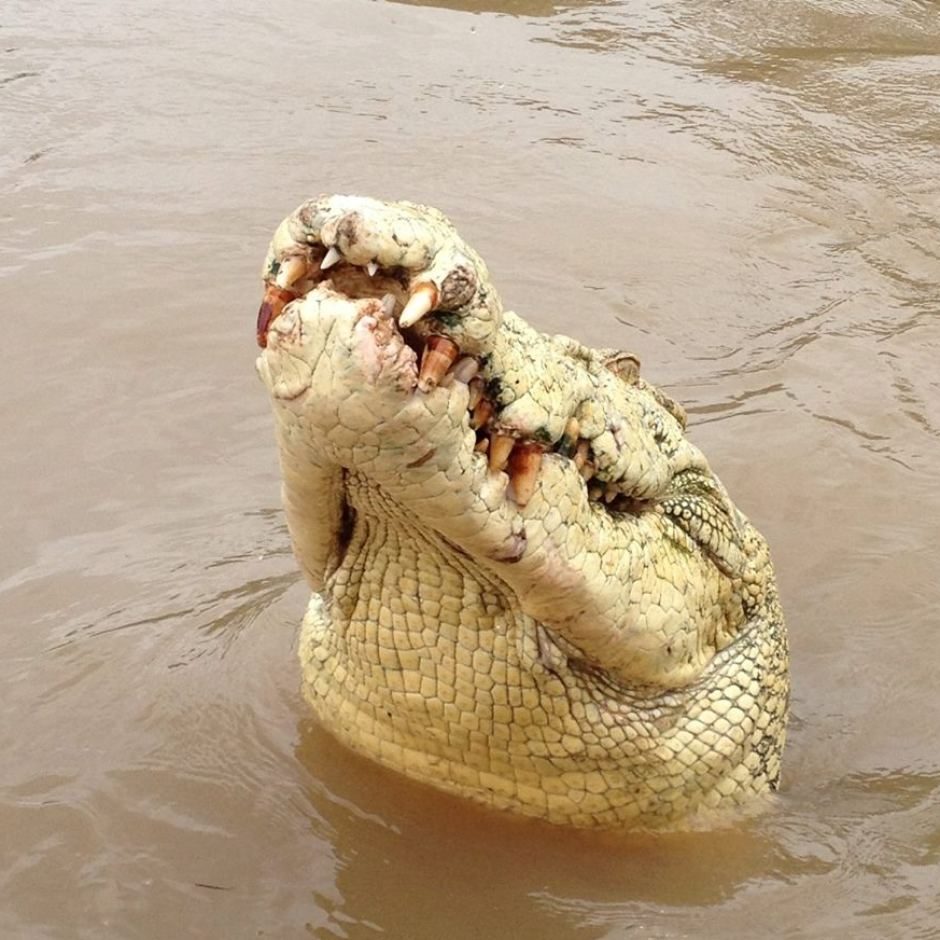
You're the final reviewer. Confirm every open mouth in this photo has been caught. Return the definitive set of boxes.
[254,196,677,513]
[256,248,426,352]
[257,262,555,508]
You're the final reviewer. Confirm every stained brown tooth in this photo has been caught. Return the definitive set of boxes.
[418,335,460,392]
[580,462,595,483]
[604,484,618,504]
[474,437,490,454]
[471,398,493,430]
[574,439,590,470]
[488,433,515,473]
[508,443,543,508]
[588,484,604,501]
[467,377,484,410]
[558,417,580,457]
[256,284,300,348]
[451,356,480,384]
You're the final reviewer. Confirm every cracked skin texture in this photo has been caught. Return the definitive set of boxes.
[255,195,789,828]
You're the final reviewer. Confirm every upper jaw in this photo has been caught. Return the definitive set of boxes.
[256,194,502,354]
[259,197,595,491]
[254,195,553,508]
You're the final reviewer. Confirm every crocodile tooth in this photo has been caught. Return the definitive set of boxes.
[440,355,478,390]
[417,335,460,392]
[275,255,309,289]
[557,417,580,457]
[488,433,515,473]
[604,484,618,504]
[574,439,590,470]
[400,282,439,328]
[508,443,542,508]
[580,461,595,482]
[474,437,489,454]
[367,261,379,277]
[588,483,604,501]
[471,398,493,430]
[467,377,484,411]
[380,293,397,318]
[256,284,299,348]
[451,356,480,384]
[320,246,342,270]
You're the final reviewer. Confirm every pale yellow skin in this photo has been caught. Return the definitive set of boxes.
[256,195,789,828]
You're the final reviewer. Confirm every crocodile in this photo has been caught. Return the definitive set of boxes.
[255,195,789,828]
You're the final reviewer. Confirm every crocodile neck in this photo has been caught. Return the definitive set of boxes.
[321,473,533,718]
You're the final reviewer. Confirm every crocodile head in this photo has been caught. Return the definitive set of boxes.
[255,195,788,827]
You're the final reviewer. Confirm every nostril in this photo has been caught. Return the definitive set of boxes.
[440,262,477,308]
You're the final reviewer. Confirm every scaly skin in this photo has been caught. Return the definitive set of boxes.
[255,195,789,828]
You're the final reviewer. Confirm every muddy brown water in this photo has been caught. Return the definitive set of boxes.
[2,0,939,937]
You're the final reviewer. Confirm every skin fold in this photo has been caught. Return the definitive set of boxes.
[255,195,789,828]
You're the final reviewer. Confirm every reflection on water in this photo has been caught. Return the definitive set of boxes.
[295,721,781,939]
[2,0,940,936]
[296,717,940,938]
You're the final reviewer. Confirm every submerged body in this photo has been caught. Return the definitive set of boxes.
[256,195,789,828]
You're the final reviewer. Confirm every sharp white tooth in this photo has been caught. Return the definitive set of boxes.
[320,246,342,270]
[275,255,308,289]
[367,261,379,277]
[399,283,438,328]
